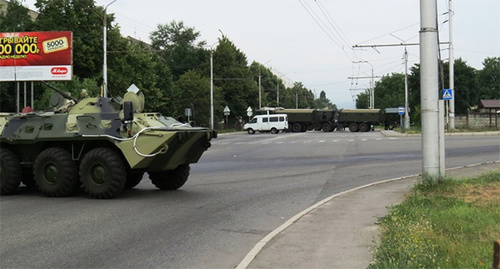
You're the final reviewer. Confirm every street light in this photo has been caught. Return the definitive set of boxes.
[209,40,219,130]
[103,0,117,98]
[258,60,271,110]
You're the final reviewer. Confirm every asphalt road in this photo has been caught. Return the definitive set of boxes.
[1,131,498,268]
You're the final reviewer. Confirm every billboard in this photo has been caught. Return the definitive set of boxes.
[0,31,73,81]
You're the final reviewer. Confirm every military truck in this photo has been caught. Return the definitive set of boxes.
[257,108,386,132]
[258,108,337,132]
[336,109,384,132]
[0,86,216,199]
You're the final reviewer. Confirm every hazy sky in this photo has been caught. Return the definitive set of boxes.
[22,0,500,108]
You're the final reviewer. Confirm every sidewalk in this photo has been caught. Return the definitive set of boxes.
[237,161,500,269]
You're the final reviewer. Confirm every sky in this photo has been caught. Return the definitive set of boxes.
[21,0,500,108]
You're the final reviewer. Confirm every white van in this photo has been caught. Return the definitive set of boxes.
[243,114,288,134]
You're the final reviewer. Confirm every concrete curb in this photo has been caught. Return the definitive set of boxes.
[235,173,419,269]
[380,130,500,137]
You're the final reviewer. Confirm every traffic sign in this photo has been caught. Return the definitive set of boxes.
[443,89,453,100]
[398,106,405,115]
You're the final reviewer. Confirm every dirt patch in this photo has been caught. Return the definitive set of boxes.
[454,183,500,207]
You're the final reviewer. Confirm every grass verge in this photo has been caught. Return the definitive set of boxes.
[369,170,500,269]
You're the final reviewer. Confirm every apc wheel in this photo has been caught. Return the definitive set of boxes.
[149,164,190,190]
[291,123,302,133]
[359,123,370,132]
[34,147,79,197]
[0,148,22,195]
[124,171,144,189]
[247,128,255,134]
[80,148,126,199]
[271,128,279,134]
[348,123,359,132]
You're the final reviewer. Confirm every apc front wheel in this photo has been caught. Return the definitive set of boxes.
[34,147,79,197]
[80,148,126,199]
[149,165,190,190]
[0,148,22,195]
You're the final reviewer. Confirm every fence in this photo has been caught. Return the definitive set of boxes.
[454,112,499,129]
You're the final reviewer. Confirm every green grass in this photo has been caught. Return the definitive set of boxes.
[369,171,500,269]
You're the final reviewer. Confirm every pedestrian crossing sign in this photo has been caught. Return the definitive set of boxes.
[443,89,453,100]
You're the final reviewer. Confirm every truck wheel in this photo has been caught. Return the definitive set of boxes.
[0,148,22,195]
[348,123,359,132]
[80,147,126,199]
[247,128,255,134]
[359,123,370,132]
[124,171,144,189]
[322,123,332,132]
[34,147,79,197]
[271,127,279,134]
[149,164,190,190]
[291,123,302,133]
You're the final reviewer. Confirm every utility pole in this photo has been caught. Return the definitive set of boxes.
[420,0,444,180]
[103,0,117,98]
[449,0,455,129]
[351,61,376,108]
[404,47,410,129]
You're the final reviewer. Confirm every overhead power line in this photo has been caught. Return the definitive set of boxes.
[298,0,354,61]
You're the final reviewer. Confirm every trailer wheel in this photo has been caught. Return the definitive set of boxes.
[359,123,370,132]
[34,147,79,197]
[291,123,302,133]
[247,128,255,134]
[348,123,359,132]
[80,147,126,199]
[0,148,22,195]
[149,164,190,190]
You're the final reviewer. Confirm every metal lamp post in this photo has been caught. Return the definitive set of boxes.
[103,0,117,98]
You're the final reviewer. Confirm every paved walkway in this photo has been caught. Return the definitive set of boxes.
[237,161,500,269]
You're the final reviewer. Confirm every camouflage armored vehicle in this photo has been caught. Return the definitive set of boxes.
[0,86,215,199]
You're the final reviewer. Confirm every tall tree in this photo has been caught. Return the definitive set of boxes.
[150,21,207,81]
[213,36,258,123]
[34,0,104,79]
[477,57,500,99]
[0,0,34,31]
[373,73,406,110]
[356,90,369,109]
[442,58,478,113]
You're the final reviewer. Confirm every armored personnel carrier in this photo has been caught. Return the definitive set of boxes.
[0,86,215,199]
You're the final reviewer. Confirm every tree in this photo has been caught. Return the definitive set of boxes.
[0,0,33,31]
[150,21,207,81]
[356,90,369,109]
[314,90,335,109]
[441,59,478,113]
[34,0,104,79]
[213,36,258,124]
[373,73,406,110]
[173,70,223,126]
[477,57,500,99]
